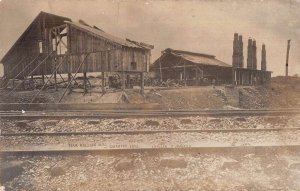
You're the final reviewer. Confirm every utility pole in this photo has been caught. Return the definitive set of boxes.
[285,40,291,77]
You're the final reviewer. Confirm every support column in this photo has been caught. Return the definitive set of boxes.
[122,72,126,91]
[184,62,187,86]
[232,68,235,86]
[54,59,57,91]
[42,72,45,84]
[126,74,130,89]
[22,78,26,90]
[54,28,58,91]
[140,72,144,94]
[195,68,199,86]
[101,72,105,93]
[159,56,163,82]
[240,72,243,85]
[83,72,87,93]
[68,73,71,82]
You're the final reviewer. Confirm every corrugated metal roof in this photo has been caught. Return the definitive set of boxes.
[66,21,152,49]
[168,49,231,68]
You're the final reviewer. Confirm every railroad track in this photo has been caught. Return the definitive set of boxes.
[2,127,300,136]
[0,108,300,119]
[1,127,300,154]
[1,144,300,155]
[1,108,299,154]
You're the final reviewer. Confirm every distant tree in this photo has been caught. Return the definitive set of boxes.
[293,74,299,77]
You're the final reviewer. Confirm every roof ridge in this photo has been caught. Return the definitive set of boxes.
[165,48,215,58]
[66,21,152,49]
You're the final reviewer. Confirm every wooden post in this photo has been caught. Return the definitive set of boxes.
[140,72,144,94]
[101,72,105,93]
[42,72,45,84]
[159,57,163,82]
[22,79,26,90]
[68,73,71,82]
[126,74,130,89]
[184,61,187,86]
[121,47,126,91]
[54,28,58,91]
[54,58,57,91]
[66,24,71,88]
[236,71,239,85]
[195,67,199,86]
[83,52,88,93]
[122,72,126,90]
[232,68,235,86]
[83,72,87,93]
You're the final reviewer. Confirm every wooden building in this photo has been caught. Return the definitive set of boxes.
[0,12,153,101]
[151,43,271,86]
[150,48,233,85]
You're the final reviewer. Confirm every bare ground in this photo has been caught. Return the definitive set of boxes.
[0,76,299,109]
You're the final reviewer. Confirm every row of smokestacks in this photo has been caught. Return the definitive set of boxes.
[232,33,267,71]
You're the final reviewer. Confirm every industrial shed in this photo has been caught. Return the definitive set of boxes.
[150,48,232,86]
[0,12,153,101]
[151,33,272,87]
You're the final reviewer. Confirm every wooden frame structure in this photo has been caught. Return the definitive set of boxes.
[151,48,271,86]
[151,48,233,85]
[1,12,153,102]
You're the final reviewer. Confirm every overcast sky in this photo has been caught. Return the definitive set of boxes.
[0,0,299,76]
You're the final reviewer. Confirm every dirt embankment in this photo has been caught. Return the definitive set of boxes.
[146,76,300,109]
[0,76,299,109]
[239,76,300,109]
[145,87,227,109]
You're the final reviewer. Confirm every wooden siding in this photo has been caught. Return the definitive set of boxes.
[2,13,151,79]
[66,25,150,73]
[3,21,42,78]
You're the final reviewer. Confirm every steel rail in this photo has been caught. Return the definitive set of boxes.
[2,127,300,137]
[1,108,300,112]
[0,110,299,119]
[1,144,300,154]
[0,108,300,113]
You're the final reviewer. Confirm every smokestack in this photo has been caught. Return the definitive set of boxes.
[261,44,266,71]
[252,40,257,70]
[238,35,244,68]
[247,38,253,69]
[232,33,239,68]
[285,40,291,77]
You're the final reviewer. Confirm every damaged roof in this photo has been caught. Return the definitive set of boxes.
[165,48,231,68]
[1,11,153,63]
[1,11,71,63]
[66,21,153,49]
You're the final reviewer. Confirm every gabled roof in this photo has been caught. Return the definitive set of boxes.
[1,11,71,63]
[152,48,231,68]
[1,11,153,63]
[66,21,153,49]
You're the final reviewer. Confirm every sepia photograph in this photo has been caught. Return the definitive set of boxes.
[0,0,300,190]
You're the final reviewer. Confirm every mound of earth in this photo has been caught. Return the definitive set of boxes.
[0,76,299,109]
